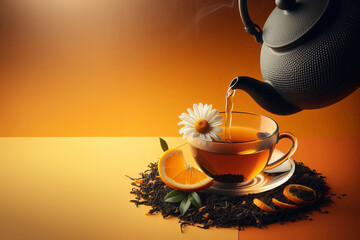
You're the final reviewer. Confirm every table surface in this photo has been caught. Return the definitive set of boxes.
[0,137,358,240]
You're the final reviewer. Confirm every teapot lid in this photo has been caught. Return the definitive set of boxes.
[263,0,329,49]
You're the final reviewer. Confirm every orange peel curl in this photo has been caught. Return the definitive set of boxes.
[283,184,316,205]
[253,198,276,212]
[272,198,298,209]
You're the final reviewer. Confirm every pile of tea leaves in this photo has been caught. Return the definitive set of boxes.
[127,161,341,232]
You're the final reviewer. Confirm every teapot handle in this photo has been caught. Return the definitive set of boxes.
[238,0,263,43]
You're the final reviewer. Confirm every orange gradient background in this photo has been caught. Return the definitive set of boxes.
[0,0,359,137]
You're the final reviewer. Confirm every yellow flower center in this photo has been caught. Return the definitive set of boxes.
[195,119,210,134]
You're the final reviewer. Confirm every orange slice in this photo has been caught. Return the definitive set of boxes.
[158,149,214,192]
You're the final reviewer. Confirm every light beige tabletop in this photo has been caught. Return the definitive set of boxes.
[0,137,236,240]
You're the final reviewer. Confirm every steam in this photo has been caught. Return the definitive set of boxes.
[194,0,236,24]
[181,0,236,36]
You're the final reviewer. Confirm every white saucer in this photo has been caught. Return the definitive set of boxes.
[202,149,295,196]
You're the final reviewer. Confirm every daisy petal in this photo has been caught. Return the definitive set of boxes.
[209,132,222,141]
[212,126,222,133]
[212,115,224,122]
[179,126,193,134]
[197,103,204,119]
[203,104,211,119]
[207,109,220,122]
[183,130,192,139]
[187,108,197,120]
[205,134,212,141]
[178,121,193,126]
[193,104,200,119]
[210,121,223,127]
[179,113,195,124]
[199,103,203,109]
[179,126,187,134]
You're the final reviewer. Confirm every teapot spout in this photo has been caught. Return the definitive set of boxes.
[229,77,302,115]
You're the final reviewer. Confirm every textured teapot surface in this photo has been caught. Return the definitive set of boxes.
[260,0,360,109]
[236,0,360,114]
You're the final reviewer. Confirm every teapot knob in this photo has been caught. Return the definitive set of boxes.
[275,0,297,10]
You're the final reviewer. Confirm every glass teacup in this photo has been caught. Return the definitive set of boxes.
[187,112,297,184]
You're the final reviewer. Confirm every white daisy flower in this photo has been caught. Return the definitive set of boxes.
[178,103,224,141]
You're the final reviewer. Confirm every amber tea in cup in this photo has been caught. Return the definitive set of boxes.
[188,112,297,184]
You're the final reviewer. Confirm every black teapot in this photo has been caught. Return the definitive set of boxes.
[230,0,360,115]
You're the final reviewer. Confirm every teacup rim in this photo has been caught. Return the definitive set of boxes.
[202,111,279,144]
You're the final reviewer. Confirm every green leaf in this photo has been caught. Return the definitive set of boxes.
[159,138,169,152]
[165,190,182,199]
[164,190,188,203]
[179,197,191,215]
[189,192,202,208]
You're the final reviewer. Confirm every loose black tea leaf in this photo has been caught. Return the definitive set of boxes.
[289,187,316,201]
[128,161,337,232]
